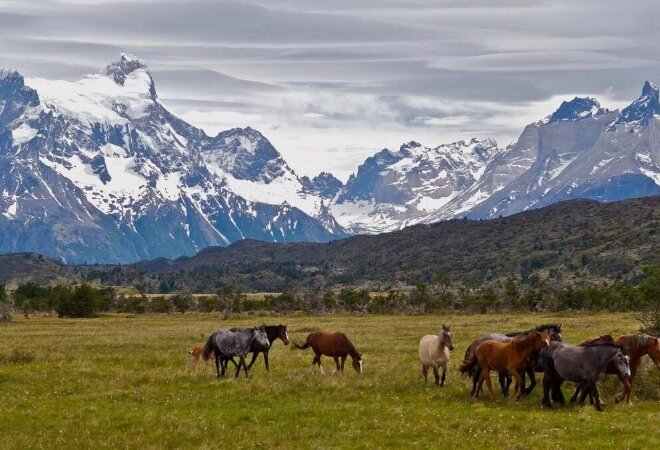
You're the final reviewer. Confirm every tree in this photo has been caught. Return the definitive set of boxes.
[637,266,660,334]
[13,282,49,317]
[54,284,101,318]
[0,284,12,322]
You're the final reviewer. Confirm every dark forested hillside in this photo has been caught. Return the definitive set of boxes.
[77,196,660,292]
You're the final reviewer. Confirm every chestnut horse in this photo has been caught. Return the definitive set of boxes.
[466,331,550,400]
[572,334,659,403]
[294,331,363,374]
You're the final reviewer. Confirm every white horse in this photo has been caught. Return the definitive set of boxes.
[419,324,454,385]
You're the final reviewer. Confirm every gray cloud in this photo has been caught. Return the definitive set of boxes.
[0,0,658,178]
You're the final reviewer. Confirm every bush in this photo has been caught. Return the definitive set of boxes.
[54,284,101,318]
[172,293,193,313]
[0,284,12,322]
[13,282,50,317]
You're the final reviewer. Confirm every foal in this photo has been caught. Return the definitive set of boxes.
[295,331,363,374]
[419,325,454,386]
[472,331,550,400]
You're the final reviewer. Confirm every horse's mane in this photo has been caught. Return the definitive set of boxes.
[579,334,615,347]
[505,323,560,337]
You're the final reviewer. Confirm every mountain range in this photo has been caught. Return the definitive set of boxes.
[1,54,659,263]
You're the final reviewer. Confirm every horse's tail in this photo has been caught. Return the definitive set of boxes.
[202,332,217,361]
[459,343,478,376]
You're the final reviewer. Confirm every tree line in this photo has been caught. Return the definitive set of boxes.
[1,266,659,332]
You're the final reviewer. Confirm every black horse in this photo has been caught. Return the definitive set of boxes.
[231,324,290,370]
[462,323,562,397]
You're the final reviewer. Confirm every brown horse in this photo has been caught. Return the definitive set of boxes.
[469,331,550,400]
[189,344,212,369]
[294,331,363,374]
[573,334,659,403]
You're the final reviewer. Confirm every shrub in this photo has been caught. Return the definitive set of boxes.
[0,284,12,322]
[172,293,193,313]
[54,284,101,318]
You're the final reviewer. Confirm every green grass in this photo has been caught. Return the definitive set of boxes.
[1,313,659,449]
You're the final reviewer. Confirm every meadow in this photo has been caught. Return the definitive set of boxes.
[1,312,658,449]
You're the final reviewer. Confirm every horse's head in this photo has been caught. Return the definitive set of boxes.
[611,351,632,379]
[352,353,364,374]
[278,324,290,345]
[440,324,454,351]
[549,324,562,342]
[647,336,660,369]
[533,330,551,350]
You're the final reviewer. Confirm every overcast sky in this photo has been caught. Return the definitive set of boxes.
[1,0,658,179]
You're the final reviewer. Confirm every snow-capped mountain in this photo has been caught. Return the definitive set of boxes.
[335,83,660,230]
[0,55,345,263]
[1,53,659,263]
[466,85,660,219]
[331,138,502,233]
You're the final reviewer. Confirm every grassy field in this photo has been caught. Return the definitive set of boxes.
[1,313,658,449]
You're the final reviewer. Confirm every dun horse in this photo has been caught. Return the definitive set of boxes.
[461,330,550,400]
[294,331,363,374]
[418,325,454,386]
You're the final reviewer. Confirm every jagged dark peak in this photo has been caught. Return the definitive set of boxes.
[301,171,343,198]
[0,69,40,120]
[549,97,603,123]
[615,80,660,126]
[105,53,148,84]
[641,80,659,98]
[105,53,156,98]
[0,69,25,86]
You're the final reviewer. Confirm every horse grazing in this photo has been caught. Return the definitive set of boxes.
[419,325,454,386]
[460,324,561,397]
[466,331,550,400]
[541,341,631,411]
[189,344,212,370]
[230,324,290,371]
[294,331,363,374]
[571,334,659,403]
[202,327,270,378]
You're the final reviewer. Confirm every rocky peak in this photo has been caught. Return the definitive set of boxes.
[301,171,343,198]
[615,80,660,126]
[105,53,156,99]
[549,97,602,122]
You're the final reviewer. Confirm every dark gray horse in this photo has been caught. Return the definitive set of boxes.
[203,327,270,378]
[541,342,631,411]
[461,324,562,397]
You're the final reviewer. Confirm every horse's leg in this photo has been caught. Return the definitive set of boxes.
[340,356,346,372]
[235,356,244,378]
[421,364,428,383]
[498,371,509,397]
[542,375,553,408]
[263,351,270,371]
[512,370,524,400]
[215,354,221,379]
[524,367,536,396]
[483,370,496,400]
[570,384,581,403]
[432,366,440,385]
[440,364,447,386]
[333,357,340,374]
[470,367,480,397]
[577,382,590,405]
[246,352,258,370]
[591,383,603,411]
[552,380,565,405]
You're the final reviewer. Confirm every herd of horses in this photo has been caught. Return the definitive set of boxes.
[190,323,660,411]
